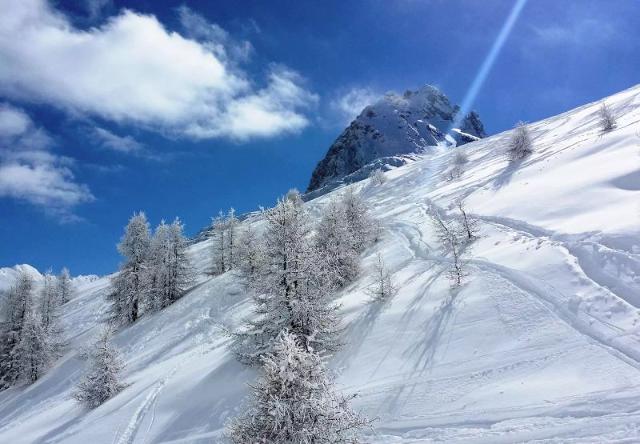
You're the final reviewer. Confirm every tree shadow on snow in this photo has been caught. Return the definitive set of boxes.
[404,291,460,375]
[492,158,524,190]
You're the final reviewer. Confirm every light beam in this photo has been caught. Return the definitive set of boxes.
[450,0,528,135]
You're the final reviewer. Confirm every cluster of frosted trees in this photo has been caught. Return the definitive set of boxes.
[107,212,193,326]
[228,188,375,443]
[211,208,240,275]
[0,268,73,389]
[73,213,193,409]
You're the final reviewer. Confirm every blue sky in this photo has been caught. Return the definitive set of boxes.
[1,0,638,275]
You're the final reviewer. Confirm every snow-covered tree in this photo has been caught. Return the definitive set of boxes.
[211,208,239,275]
[236,223,263,279]
[227,330,368,443]
[369,168,386,185]
[457,201,479,241]
[0,272,34,389]
[598,102,617,133]
[507,121,533,161]
[341,187,376,252]
[56,267,73,304]
[448,150,469,180]
[315,198,360,288]
[430,208,468,288]
[234,191,341,364]
[367,253,397,301]
[74,329,125,409]
[39,270,58,331]
[108,212,151,326]
[146,218,193,311]
[39,270,64,357]
[14,306,52,384]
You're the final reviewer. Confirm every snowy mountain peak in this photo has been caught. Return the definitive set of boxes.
[306,85,485,194]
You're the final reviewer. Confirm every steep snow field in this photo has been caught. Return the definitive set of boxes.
[1,85,640,443]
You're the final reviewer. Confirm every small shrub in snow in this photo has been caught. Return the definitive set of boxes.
[598,102,617,133]
[74,329,125,409]
[507,121,533,161]
[369,168,386,185]
[227,330,369,443]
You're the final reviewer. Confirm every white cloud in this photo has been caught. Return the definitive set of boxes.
[177,5,253,63]
[330,87,379,125]
[0,0,316,140]
[92,127,144,154]
[0,103,93,220]
[531,18,619,47]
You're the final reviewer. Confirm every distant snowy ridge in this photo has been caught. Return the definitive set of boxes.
[306,85,485,195]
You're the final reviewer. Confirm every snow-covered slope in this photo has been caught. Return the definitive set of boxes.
[306,85,485,195]
[1,84,640,443]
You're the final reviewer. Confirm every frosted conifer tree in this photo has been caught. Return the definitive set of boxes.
[39,270,58,331]
[234,191,341,364]
[14,306,52,384]
[74,329,125,409]
[146,218,192,311]
[56,267,73,304]
[227,331,368,443]
[369,168,386,185]
[598,102,617,133]
[236,223,263,279]
[507,121,533,161]
[0,272,35,389]
[108,212,150,325]
[315,198,359,288]
[39,270,64,357]
[211,208,238,274]
[341,187,375,252]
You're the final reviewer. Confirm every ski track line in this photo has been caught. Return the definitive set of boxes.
[115,363,182,444]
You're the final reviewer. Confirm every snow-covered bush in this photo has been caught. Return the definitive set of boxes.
[227,330,369,443]
[74,329,125,409]
[369,168,386,185]
[507,121,533,161]
[598,102,617,133]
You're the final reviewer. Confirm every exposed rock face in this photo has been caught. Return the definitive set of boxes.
[306,85,485,194]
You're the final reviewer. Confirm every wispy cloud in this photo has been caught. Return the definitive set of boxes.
[92,127,144,154]
[531,17,619,47]
[0,0,317,141]
[0,104,93,221]
[330,87,380,125]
